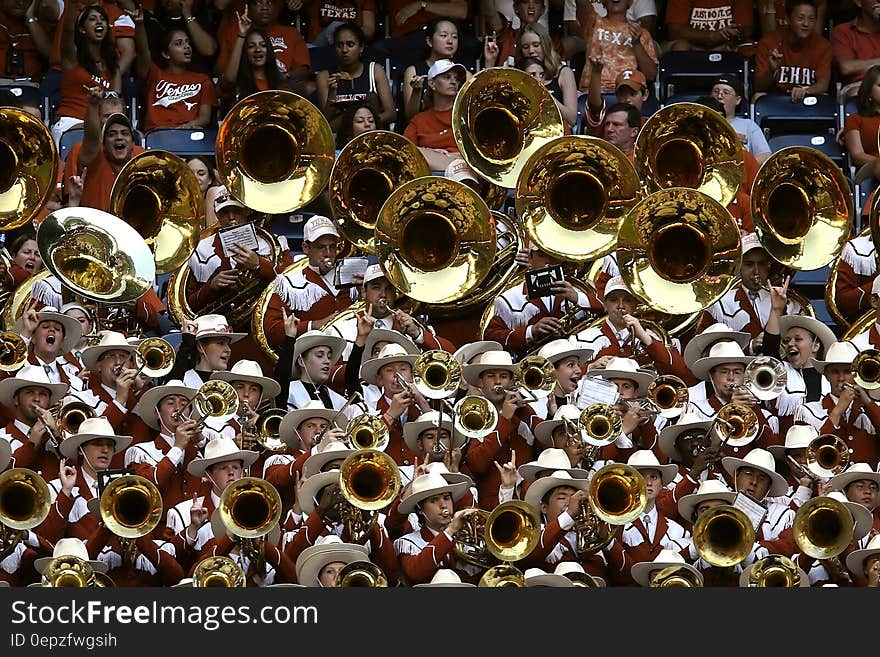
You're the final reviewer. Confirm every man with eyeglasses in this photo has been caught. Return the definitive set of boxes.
[710,74,771,164]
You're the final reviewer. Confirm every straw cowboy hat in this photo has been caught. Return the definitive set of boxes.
[453,340,502,366]
[461,350,516,386]
[403,411,466,456]
[658,412,716,462]
[299,469,341,515]
[0,437,9,472]
[536,339,592,366]
[677,479,736,522]
[845,533,880,578]
[517,448,589,482]
[826,491,873,543]
[630,548,703,587]
[811,340,859,374]
[777,315,836,358]
[691,341,755,381]
[363,329,418,361]
[524,469,590,510]
[0,363,68,407]
[278,400,343,449]
[192,313,246,342]
[534,404,582,446]
[211,359,281,401]
[291,330,346,379]
[186,437,259,477]
[135,379,197,430]
[683,323,751,370]
[35,537,107,574]
[524,567,574,587]
[80,330,136,371]
[14,306,82,355]
[768,424,818,459]
[295,535,369,587]
[553,561,606,587]
[423,461,473,488]
[359,342,418,383]
[627,450,678,486]
[58,416,131,459]
[721,447,789,497]
[591,356,655,392]
[829,462,880,492]
[302,440,355,478]
[397,471,468,515]
[413,568,476,587]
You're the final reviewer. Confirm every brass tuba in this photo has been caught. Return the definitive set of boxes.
[852,348,880,390]
[744,356,787,401]
[793,495,854,560]
[336,561,388,587]
[751,147,853,270]
[588,463,648,525]
[216,90,334,214]
[0,467,51,560]
[108,150,204,274]
[693,504,755,567]
[805,434,849,479]
[193,555,246,587]
[649,565,704,587]
[412,349,461,399]
[0,331,27,372]
[745,555,801,587]
[515,135,641,262]
[633,102,743,206]
[329,130,430,253]
[42,555,95,588]
[452,66,564,188]
[373,176,496,304]
[0,107,59,231]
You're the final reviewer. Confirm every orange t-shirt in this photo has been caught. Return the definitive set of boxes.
[665,0,753,31]
[51,1,135,69]
[305,0,376,42]
[579,16,657,92]
[0,11,48,79]
[143,64,217,132]
[403,107,458,151]
[79,144,146,211]
[844,113,880,157]
[755,29,832,94]
[216,23,309,76]
[56,66,113,121]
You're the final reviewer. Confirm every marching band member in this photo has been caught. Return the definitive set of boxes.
[532,408,594,472]
[829,464,880,529]
[295,535,370,587]
[766,424,820,509]
[275,329,351,413]
[834,231,877,326]
[402,410,469,488]
[341,327,419,404]
[846,534,880,587]
[59,302,95,375]
[721,448,795,544]
[15,307,84,390]
[31,539,104,589]
[849,277,880,350]
[631,549,704,588]
[681,323,752,401]
[527,339,591,420]
[166,313,246,388]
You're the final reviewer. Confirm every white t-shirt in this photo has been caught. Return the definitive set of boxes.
[564,0,658,22]
[729,116,772,157]
[495,0,549,30]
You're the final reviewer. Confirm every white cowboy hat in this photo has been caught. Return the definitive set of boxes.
[135,379,197,430]
[14,306,82,355]
[453,340,503,366]
[208,507,281,547]
[461,350,516,386]
[298,469,340,515]
[524,470,589,510]
[627,449,678,486]
[186,437,259,477]
[0,363,68,407]
[722,447,789,498]
[777,315,836,358]
[553,561,606,587]
[682,323,751,370]
[630,548,703,587]
[423,461,473,488]
[524,567,574,587]
[363,329,418,361]
[811,340,859,374]
[535,339,592,366]
[290,330,346,379]
[517,447,588,482]
[398,471,468,515]
[192,313,246,342]
[403,411,466,456]
[658,412,716,462]
[829,462,880,492]
[302,440,356,478]
[413,568,476,587]
[278,401,342,449]
[80,330,137,371]
[845,534,880,578]
[35,537,108,574]
[691,341,755,381]
[534,404,582,446]
[676,479,736,522]
[738,559,809,587]
[58,416,132,459]
[359,343,418,383]
[211,359,281,401]
[0,437,10,472]
[295,535,369,587]
[591,356,655,392]
[768,424,818,459]
[826,491,873,543]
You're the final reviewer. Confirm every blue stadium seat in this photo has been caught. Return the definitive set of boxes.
[793,265,830,288]
[808,298,837,335]
[843,96,858,122]
[143,128,217,156]
[269,211,315,252]
[658,51,746,101]
[0,79,42,113]
[308,45,337,73]
[58,127,84,161]
[752,93,838,140]
[767,134,847,169]
[663,92,749,117]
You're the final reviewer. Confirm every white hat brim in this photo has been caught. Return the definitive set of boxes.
[59,431,132,459]
[721,456,789,497]
[403,417,465,455]
[299,470,340,514]
[658,419,715,461]
[292,334,346,378]
[691,355,754,382]
[631,561,702,587]
[524,474,590,509]
[359,353,419,384]
[398,480,468,515]
[210,371,281,402]
[35,555,108,574]
[80,343,137,373]
[677,489,736,523]
[136,384,197,429]
[518,463,589,482]
[15,311,82,356]
[777,315,836,356]
[295,543,369,587]
[187,448,260,477]
[278,407,342,449]
[592,367,655,392]
[632,462,679,487]
[461,362,516,386]
[683,330,751,370]
[0,377,68,408]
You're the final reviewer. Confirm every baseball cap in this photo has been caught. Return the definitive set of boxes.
[302,215,340,243]
[363,263,386,284]
[714,74,744,98]
[741,232,766,255]
[615,69,647,93]
[604,276,634,298]
[444,158,480,185]
[213,186,247,213]
[428,59,467,81]
[101,112,132,140]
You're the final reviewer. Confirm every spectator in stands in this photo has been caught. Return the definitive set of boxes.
[0,233,43,292]
[1,0,53,80]
[760,0,826,36]
[315,22,396,131]
[335,99,382,150]
[664,0,754,52]
[132,14,217,132]
[583,0,658,36]
[583,61,649,136]
[52,5,122,144]
[754,0,832,102]
[517,23,577,128]
[574,0,658,93]
[186,155,221,197]
[143,0,217,75]
[302,0,377,45]
[601,101,640,157]
[400,18,463,122]
[832,0,880,95]
[219,16,290,110]
[519,58,576,131]
[404,59,464,171]
[379,0,470,62]
[844,65,880,183]
[711,74,772,164]
[484,0,553,68]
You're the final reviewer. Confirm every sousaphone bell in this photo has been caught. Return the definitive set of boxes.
[0,108,58,231]
[216,90,335,214]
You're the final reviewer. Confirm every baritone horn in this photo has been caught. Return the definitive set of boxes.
[793,495,854,560]
[484,500,541,562]
[646,374,688,418]
[450,395,498,440]
[512,355,556,401]
[100,475,163,539]
[42,555,95,588]
[805,434,850,479]
[745,555,801,587]
[344,414,390,451]
[649,565,704,588]
[412,349,461,399]
[219,477,282,540]
[131,337,176,379]
[174,380,239,429]
[254,407,288,452]
[0,331,27,371]
[336,561,388,587]
[751,147,853,270]
[56,401,97,437]
[744,356,787,400]
[193,556,246,588]
[693,504,755,567]
[588,463,648,525]
[579,404,622,447]
[339,449,401,511]
[852,349,880,390]
[0,468,51,558]
[715,402,759,446]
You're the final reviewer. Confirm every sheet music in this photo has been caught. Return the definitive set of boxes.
[577,376,620,407]
[334,257,370,287]
[733,492,767,531]
[217,222,259,258]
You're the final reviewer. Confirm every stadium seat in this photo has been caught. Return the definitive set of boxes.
[752,93,838,140]
[658,50,746,101]
[0,78,42,113]
[58,127,84,161]
[144,128,217,156]
[663,92,749,118]
[767,134,847,169]
[270,211,314,253]
[308,45,337,73]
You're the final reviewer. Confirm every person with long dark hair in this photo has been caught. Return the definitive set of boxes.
[219,7,290,105]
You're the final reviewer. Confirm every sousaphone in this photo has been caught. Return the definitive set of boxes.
[617,188,742,315]
[515,135,641,262]
[452,67,564,188]
[751,146,853,270]
[109,149,204,274]
[329,130,430,254]
[373,176,495,304]
[0,108,58,231]
[634,102,743,206]
[216,90,334,214]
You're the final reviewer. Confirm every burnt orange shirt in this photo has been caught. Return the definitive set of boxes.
[51,2,135,69]
[79,144,146,211]
[755,29,832,94]
[143,64,217,132]
[216,23,309,75]
[403,107,458,151]
[56,66,113,121]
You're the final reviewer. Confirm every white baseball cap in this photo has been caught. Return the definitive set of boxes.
[213,186,247,213]
[303,215,340,243]
[428,59,466,80]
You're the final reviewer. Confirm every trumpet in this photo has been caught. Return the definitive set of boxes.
[852,349,880,389]
[578,403,622,447]
[743,356,787,401]
[314,392,362,445]
[173,380,239,429]
[805,434,850,479]
[490,355,556,402]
